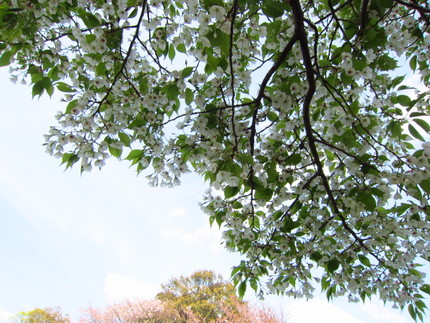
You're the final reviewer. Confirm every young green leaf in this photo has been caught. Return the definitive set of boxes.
[409,124,426,141]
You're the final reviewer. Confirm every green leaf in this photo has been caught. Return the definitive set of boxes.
[32,80,45,98]
[208,28,229,53]
[410,112,427,118]
[419,179,430,195]
[128,7,138,19]
[250,278,258,292]
[357,191,376,212]
[46,84,54,97]
[265,163,278,182]
[377,54,397,71]
[224,186,239,199]
[255,188,273,201]
[30,69,44,83]
[409,55,417,71]
[326,259,340,273]
[321,276,330,290]
[238,153,254,165]
[238,281,247,298]
[413,118,430,133]
[230,265,242,279]
[408,304,416,321]
[181,66,193,78]
[118,132,131,147]
[96,62,106,76]
[310,252,323,262]
[285,154,302,165]
[397,95,411,107]
[56,82,75,93]
[106,28,122,50]
[251,216,260,229]
[268,111,278,122]
[65,99,78,114]
[391,203,411,216]
[61,153,79,168]
[108,145,122,158]
[185,88,194,105]
[232,201,242,209]
[79,11,101,29]
[126,149,144,160]
[165,83,179,101]
[168,44,175,60]
[409,124,425,141]
[358,255,371,267]
[262,0,285,18]
[47,66,60,81]
[176,43,186,53]
[415,300,428,311]
[215,210,224,226]
[420,284,430,296]
[378,0,394,8]
[388,120,402,137]
[0,50,13,66]
[281,218,300,233]
[85,34,97,44]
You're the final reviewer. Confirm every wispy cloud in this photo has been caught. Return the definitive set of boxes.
[161,224,223,252]
[286,299,363,323]
[169,207,186,218]
[103,273,160,302]
[0,308,14,323]
[362,301,407,323]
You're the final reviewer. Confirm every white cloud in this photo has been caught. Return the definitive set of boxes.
[161,225,223,252]
[362,302,407,323]
[103,273,160,303]
[169,208,186,218]
[287,299,363,323]
[0,308,14,323]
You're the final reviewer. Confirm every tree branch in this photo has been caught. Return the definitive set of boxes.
[289,0,379,259]
[229,0,240,154]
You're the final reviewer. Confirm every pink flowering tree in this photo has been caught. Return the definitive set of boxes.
[80,271,287,322]
[80,299,180,322]
[80,298,286,323]
[1,0,430,320]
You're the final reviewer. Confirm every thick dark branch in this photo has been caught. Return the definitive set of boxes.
[289,0,379,260]
[395,0,430,13]
[255,34,299,102]
[394,0,430,27]
[357,0,370,37]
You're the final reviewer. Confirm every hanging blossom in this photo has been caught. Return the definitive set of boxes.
[1,0,430,320]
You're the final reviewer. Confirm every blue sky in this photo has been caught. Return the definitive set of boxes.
[0,67,420,322]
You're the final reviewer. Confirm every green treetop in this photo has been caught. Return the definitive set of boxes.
[157,270,242,322]
[1,0,430,320]
[13,307,70,323]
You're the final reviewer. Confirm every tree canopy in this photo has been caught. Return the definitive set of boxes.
[156,270,243,321]
[13,307,70,323]
[1,0,430,320]
[20,271,284,322]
